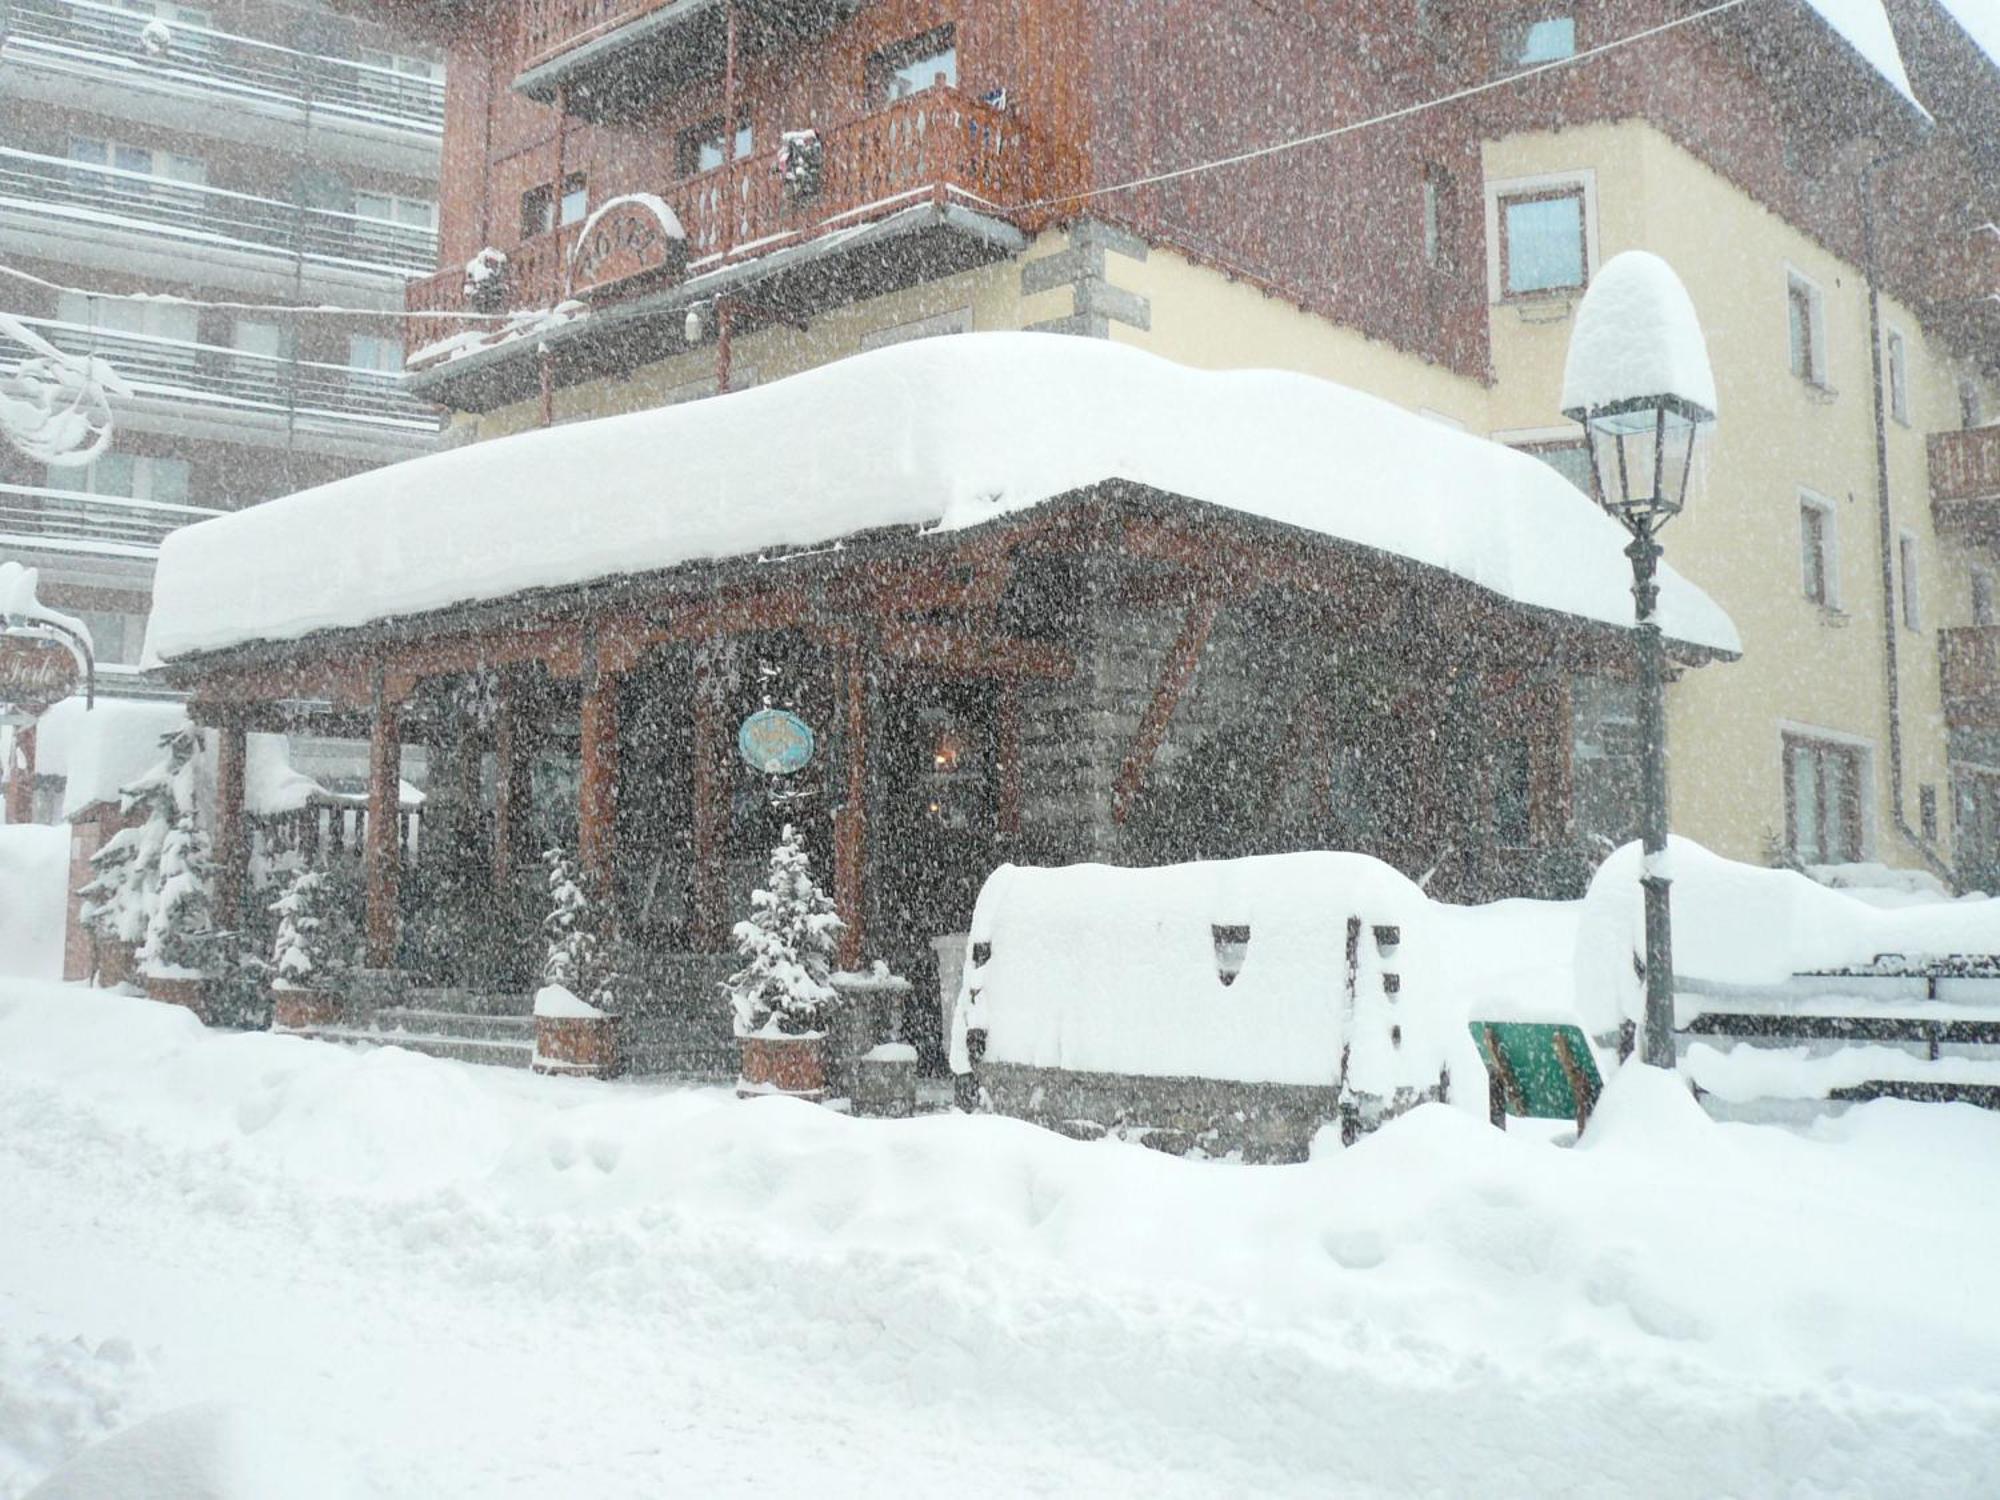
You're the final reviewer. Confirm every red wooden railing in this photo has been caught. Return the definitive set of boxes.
[1932,427,2000,507]
[1941,626,2000,732]
[517,0,681,74]
[407,86,1075,357]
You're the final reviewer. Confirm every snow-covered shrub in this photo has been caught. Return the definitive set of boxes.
[775,129,824,198]
[726,823,842,1038]
[541,846,619,1014]
[463,246,507,303]
[79,727,218,979]
[268,868,356,992]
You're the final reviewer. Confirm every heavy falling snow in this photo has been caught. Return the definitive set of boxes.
[5,0,2000,1493]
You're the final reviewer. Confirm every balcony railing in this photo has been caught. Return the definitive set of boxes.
[2,0,444,133]
[21,317,440,434]
[1942,625,2000,733]
[0,148,439,278]
[408,86,1067,355]
[1933,426,2000,519]
[0,482,222,559]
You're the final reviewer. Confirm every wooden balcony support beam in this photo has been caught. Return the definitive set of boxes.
[689,651,731,952]
[1111,591,1223,825]
[213,719,249,937]
[578,640,620,899]
[364,679,402,969]
[833,636,870,971]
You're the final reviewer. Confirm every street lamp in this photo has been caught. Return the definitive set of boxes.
[1561,251,1717,1070]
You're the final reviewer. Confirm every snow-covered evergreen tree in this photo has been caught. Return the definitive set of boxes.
[726,823,842,1038]
[269,868,354,991]
[79,726,216,977]
[541,846,619,1013]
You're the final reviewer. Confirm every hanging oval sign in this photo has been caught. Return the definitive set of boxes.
[737,708,816,776]
[0,635,79,715]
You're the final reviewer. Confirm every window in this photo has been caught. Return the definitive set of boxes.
[1421,165,1455,270]
[1899,530,1921,630]
[1493,738,1533,846]
[57,452,191,505]
[55,291,197,351]
[1784,733,1865,864]
[1961,378,1985,431]
[231,319,293,360]
[348,334,404,377]
[353,190,437,229]
[1517,440,1592,495]
[1800,494,1836,607]
[1514,15,1576,65]
[520,174,586,238]
[1787,272,1828,387]
[1886,328,1910,426]
[1973,568,1994,627]
[675,115,754,178]
[870,27,956,103]
[1499,189,1586,297]
[69,135,205,185]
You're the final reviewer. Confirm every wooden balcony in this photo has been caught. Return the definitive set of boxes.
[1931,426,2000,541]
[514,0,859,118]
[406,87,1074,402]
[1941,627,2000,733]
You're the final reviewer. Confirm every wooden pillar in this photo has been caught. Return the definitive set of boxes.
[364,683,401,969]
[996,682,1023,845]
[4,723,34,826]
[690,652,730,951]
[493,674,529,892]
[720,1,738,257]
[214,721,248,935]
[833,639,869,970]
[579,650,619,899]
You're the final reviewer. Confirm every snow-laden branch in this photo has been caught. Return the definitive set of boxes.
[0,309,133,468]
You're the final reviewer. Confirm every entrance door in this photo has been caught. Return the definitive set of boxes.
[879,679,1000,1054]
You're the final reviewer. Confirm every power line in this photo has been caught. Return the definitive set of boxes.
[1008,0,1761,213]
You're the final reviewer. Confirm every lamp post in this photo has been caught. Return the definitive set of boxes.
[1561,252,1717,1070]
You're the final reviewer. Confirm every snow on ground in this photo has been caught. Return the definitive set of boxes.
[0,826,67,980]
[5,981,2000,1497]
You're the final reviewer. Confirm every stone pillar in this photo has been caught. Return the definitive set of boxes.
[213,721,248,935]
[365,685,401,970]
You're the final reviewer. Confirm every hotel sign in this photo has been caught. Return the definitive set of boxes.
[738,709,816,777]
[0,635,79,713]
[567,194,688,300]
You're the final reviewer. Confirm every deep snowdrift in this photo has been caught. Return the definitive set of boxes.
[143,334,1740,665]
[4,983,1998,1497]
[0,827,66,981]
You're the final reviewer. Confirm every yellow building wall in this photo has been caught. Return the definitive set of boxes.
[1103,246,1492,431]
[1482,122,2000,872]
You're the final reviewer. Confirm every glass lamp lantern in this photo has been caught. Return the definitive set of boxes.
[1565,392,1713,533]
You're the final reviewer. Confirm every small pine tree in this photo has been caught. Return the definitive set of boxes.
[541,846,619,1013]
[80,727,218,978]
[726,822,843,1038]
[269,868,354,991]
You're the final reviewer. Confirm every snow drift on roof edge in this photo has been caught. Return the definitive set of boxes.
[142,333,1740,666]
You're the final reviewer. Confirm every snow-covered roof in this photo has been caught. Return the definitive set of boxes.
[1799,0,1928,113]
[1561,251,1718,418]
[0,561,92,656]
[50,698,187,820]
[1939,0,2000,73]
[144,334,1740,665]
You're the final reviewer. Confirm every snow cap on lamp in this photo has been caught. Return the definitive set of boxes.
[1561,251,1717,419]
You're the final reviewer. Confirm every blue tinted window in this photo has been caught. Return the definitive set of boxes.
[1504,194,1585,294]
[1519,18,1576,64]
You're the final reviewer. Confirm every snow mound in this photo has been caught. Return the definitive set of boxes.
[1560,250,1717,417]
[144,334,1739,665]
[0,1335,143,1495]
[38,698,188,820]
[1573,837,2000,1034]
[533,984,605,1020]
[1576,1062,1714,1151]
[0,825,68,981]
[24,1403,353,1500]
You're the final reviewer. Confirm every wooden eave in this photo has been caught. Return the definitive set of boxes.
[162,479,1736,711]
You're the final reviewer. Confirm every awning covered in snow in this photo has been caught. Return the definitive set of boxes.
[144,334,1740,665]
